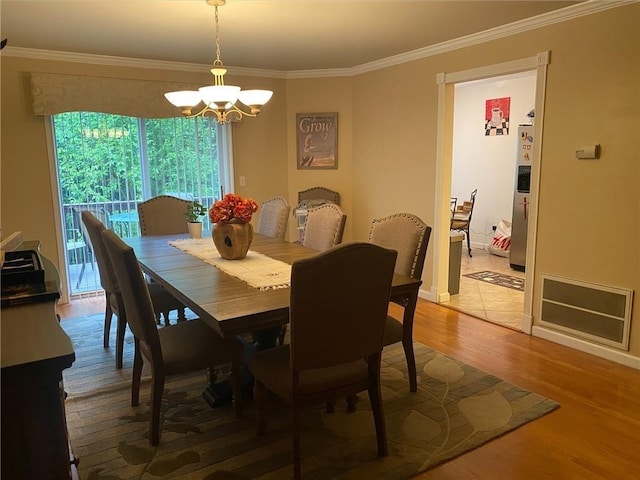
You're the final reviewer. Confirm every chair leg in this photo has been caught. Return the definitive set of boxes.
[466,227,472,257]
[346,394,359,413]
[278,325,287,345]
[149,366,165,446]
[103,303,113,349]
[75,260,86,289]
[131,338,143,407]
[402,336,418,393]
[177,307,187,322]
[326,401,335,414]
[367,355,388,458]
[115,312,127,370]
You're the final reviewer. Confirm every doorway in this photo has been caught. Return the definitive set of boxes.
[432,52,550,334]
[442,71,536,330]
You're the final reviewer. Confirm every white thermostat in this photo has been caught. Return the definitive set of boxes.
[575,145,600,159]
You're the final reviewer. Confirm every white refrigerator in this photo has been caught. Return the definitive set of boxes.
[510,124,533,271]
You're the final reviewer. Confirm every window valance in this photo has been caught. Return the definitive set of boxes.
[30,72,201,118]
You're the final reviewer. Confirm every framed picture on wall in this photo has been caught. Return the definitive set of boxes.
[296,112,338,169]
[484,97,510,136]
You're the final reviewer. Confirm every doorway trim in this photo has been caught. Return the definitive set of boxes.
[432,51,550,334]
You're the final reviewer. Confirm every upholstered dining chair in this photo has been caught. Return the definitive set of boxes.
[248,242,397,480]
[137,195,192,236]
[369,212,432,393]
[301,203,346,251]
[257,196,290,241]
[81,211,187,369]
[297,186,340,205]
[450,188,477,257]
[136,195,189,324]
[101,228,244,446]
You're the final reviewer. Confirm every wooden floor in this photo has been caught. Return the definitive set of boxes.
[57,297,640,479]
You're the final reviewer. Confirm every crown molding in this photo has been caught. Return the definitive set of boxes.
[1,48,288,79]
[2,0,635,79]
[349,0,637,76]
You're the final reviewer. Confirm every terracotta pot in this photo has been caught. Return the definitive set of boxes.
[212,221,253,260]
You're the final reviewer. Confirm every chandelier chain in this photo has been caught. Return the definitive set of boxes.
[213,6,222,67]
[164,0,272,123]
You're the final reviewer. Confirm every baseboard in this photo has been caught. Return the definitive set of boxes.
[532,325,640,370]
[420,286,440,303]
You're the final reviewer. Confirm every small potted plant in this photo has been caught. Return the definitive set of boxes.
[184,200,207,239]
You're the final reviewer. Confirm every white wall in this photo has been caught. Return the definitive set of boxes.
[452,71,536,248]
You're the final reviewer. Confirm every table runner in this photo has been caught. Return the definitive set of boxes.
[168,238,291,290]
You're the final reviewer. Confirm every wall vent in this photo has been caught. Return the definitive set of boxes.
[540,275,633,351]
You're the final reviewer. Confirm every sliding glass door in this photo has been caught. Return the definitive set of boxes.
[51,112,232,296]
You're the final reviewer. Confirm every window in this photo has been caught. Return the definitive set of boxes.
[51,112,232,296]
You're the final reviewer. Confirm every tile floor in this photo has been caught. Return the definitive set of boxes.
[440,246,525,330]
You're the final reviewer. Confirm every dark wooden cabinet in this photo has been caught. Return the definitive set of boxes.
[1,240,77,479]
[1,355,76,479]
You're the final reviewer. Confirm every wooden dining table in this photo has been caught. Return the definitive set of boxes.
[124,233,423,340]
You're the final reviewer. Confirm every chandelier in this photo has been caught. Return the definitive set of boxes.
[164,0,273,123]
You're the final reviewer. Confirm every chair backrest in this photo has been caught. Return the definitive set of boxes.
[289,242,397,371]
[297,186,340,205]
[452,189,478,224]
[137,195,191,236]
[368,213,432,280]
[467,189,478,222]
[101,229,160,346]
[81,210,117,294]
[301,203,346,251]
[72,205,109,253]
[450,197,458,222]
[257,196,290,241]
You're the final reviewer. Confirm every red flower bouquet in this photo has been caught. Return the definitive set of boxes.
[208,193,259,224]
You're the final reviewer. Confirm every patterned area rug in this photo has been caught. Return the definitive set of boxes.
[62,314,557,480]
[463,270,525,291]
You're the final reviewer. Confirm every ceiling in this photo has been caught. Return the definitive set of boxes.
[2,0,583,72]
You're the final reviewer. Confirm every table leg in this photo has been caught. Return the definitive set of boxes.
[202,327,282,409]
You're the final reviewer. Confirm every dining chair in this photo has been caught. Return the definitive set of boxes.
[279,201,347,345]
[369,212,432,392]
[137,195,192,236]
[297,186,340,205]
[256,196,290,241]
[248,242,397,480]
[69,206,105,289]
[450,188,477,257]
[136,195,189,324]
[301,203,346,251]
[101,228,244,445]
[82,210,187,368]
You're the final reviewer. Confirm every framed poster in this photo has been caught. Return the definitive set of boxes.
[484,97,510,136]
[296,112,338,169]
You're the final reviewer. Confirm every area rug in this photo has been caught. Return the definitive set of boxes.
[463,270,525,292]
[61,314,557,479]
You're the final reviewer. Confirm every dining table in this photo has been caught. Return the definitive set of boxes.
[124,233,423,340]
[125,232,424,405]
